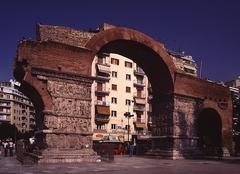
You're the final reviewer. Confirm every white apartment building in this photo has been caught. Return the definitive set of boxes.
[91,53,150,142]
[0,80,35,133]
[168,50,198,77]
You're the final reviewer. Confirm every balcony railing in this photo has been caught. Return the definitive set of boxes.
[133,80,145,87]
[95,100,110,106]
[133,105,145,112]
[95,115,110,123]
[134,68,145,76]
[133,92,146,99]
[95,86,110,95]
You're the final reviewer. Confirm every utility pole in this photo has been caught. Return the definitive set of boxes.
[124,112,134,142]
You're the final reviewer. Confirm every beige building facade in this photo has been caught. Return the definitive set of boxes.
[91,50,198,142]
[0,80,35,133]
[91,53,150,142]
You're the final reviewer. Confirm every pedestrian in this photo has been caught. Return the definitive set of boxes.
[129,142,134,157]
[8,139,14,157]
[2,140,9,157]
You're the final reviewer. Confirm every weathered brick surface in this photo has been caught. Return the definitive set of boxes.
[37,24,96,48]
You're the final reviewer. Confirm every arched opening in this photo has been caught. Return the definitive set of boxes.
[87,30,175,154]
[17,81,46,149]
[197,108,222,156]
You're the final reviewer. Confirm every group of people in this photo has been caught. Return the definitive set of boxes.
[115,141,137,156]
[0,138,15,157]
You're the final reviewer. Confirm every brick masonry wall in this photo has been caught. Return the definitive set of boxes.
[37,24,96,48]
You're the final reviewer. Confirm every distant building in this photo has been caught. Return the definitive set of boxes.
[168,50,198,77]
[0,80,35,133]
[225,77,240,153]
[225,76,240,89]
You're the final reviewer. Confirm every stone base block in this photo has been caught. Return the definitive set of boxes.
[28,149,100,164]
[146,148,203,159]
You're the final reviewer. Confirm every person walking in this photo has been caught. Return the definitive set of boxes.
[129,142,134,157]
[2,140,9,157]
[8,139,14,157]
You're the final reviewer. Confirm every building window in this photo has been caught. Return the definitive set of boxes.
[112,97,117,104]
[125,61,132,68]
[126,74,131,80]
[111,58,119,65]
[111,124,117,130]
[112,71,117,78]
[96,124,104,130]
[111,110,117,117]
[125,125,130,130]
[112,84,117,91]
[126,87,131,93]
[126,99,131,106]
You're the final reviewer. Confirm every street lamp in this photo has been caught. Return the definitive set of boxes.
[124,112,134,142]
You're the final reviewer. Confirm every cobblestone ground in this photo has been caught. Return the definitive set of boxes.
[0,155,240,174]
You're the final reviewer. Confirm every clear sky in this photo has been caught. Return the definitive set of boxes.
[0,0,239,82]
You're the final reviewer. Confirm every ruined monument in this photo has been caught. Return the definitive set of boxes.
[14,23,232,163]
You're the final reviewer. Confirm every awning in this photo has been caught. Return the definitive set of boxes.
[135,123,146,129]
[96,105,110,115]
[97,64,110,73]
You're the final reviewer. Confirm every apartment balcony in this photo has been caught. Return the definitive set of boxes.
[95,73,110,81]
[96,63,110,74]
[133,80,145,88]
[0,115,9,121]
[95,115,110,123]
[134,93,146,105]
[95,100,110,106]
[133,118,146,129]
[134,68,145,76]
[95,104,110,124]
[133,105,145,112]
[95,87,110,96]
[0,103,11,108]
[0,110,11,115]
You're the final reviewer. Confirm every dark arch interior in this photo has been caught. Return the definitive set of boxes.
[197,108,222,155]
[99,40,174,96]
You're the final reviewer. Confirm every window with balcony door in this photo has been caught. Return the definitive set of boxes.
[137,89,142,97]
[111,58,119,65]
[111,97,117,104]
[112,71,117,78]
[126,99,131,105]
[126,74,131,80]
[125,61,132,68]
[111,110,117,117]
[111,124,117,129]
[97,83,103,91]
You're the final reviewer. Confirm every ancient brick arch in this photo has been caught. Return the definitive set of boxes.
[14,24,233,163]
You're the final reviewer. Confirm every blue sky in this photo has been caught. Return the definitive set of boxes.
[0,0,239,81]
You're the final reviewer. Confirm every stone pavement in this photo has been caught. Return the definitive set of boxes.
[0,155,240,174]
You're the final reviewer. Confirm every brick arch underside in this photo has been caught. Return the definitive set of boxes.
[85,27,175,97]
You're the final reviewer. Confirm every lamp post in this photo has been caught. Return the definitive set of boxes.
[124,112,134,142]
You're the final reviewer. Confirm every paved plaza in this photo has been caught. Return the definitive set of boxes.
[0,155,240,174]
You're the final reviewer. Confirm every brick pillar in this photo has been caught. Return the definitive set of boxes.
[29,71,99,163]
[148,94,203,159]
